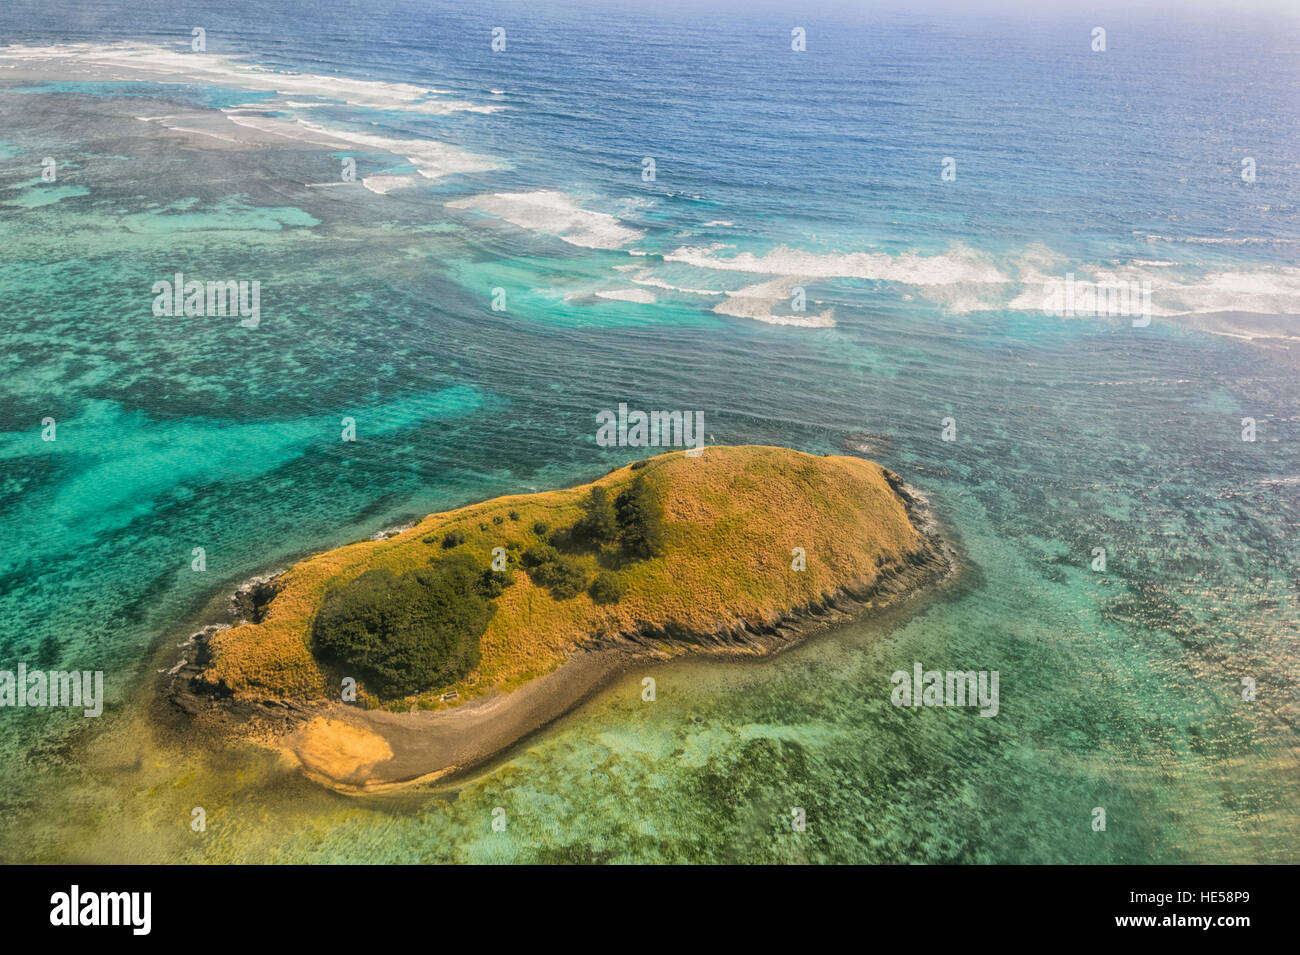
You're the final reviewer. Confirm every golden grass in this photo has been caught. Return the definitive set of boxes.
[205,445,921,706]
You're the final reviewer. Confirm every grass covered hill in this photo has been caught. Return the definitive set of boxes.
[200,445,928,709]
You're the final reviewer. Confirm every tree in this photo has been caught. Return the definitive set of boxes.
[573,486,619,546]
[312,552,496,697]
[615,475,666,558]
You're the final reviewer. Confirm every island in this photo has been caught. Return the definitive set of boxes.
[172,445,952,792]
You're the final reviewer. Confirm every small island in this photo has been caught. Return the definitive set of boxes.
[174,446,951,792]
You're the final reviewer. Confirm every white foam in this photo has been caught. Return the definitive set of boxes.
[134,113,254,146]
[0,41,501,116]
[446,191,645,249]
[628,274,721,296]
[221,112,499,181]
[595,288,657,303]
[1155,267,1300,316]
[1134,232,1300,247]
[361,175,423,195]
[711,277,836,327]
[664,243,1009,285]
[1000,264,1300,318]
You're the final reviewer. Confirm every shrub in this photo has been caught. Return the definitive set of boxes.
[532,555,588,598]
[615,475,666,558]
[522,543,559,568]
[493,515,504,525]
[478,563,514,598]
[312,552,496,697]
[573,486,619,546]
[521,544,588,598]
[533,521,549,536]
[442,529,467,549]
[589,571,625,604]
[508,510,520,521]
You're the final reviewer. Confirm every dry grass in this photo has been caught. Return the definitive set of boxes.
[205,445,920,706]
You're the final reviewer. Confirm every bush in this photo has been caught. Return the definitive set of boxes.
[478,563,514,598]
[573,486,619,546]
[508,510,520,521]
[533,521,549,536]
[615,475,666,558]
[522,544,588,598]
[589,571,625,604]
[522,543,559,568]
[477,574,509,599]
[533,556,588,598]
[442,529,467,549]
[312,552,496,697]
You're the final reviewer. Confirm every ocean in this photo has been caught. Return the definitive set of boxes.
[0,0,1296,862]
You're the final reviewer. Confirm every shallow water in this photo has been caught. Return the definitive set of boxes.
[0,0,1296,863]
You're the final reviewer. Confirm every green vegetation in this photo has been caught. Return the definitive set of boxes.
[312,552,496,696]
[206,446,925,708]
[573,485,619,546]
[311,477,671,697]
[589,571,625,604]
[614,475,666,558]
[570,478,665,558]
[523,544,589,599]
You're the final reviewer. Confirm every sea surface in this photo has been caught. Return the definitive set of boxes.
[0,0,1296,862]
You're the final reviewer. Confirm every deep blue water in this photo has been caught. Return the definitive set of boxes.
[0,0,1296,862]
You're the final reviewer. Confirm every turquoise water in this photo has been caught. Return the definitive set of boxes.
[0,1,1296,862]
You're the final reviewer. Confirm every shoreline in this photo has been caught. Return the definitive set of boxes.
[166,467,959,795]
